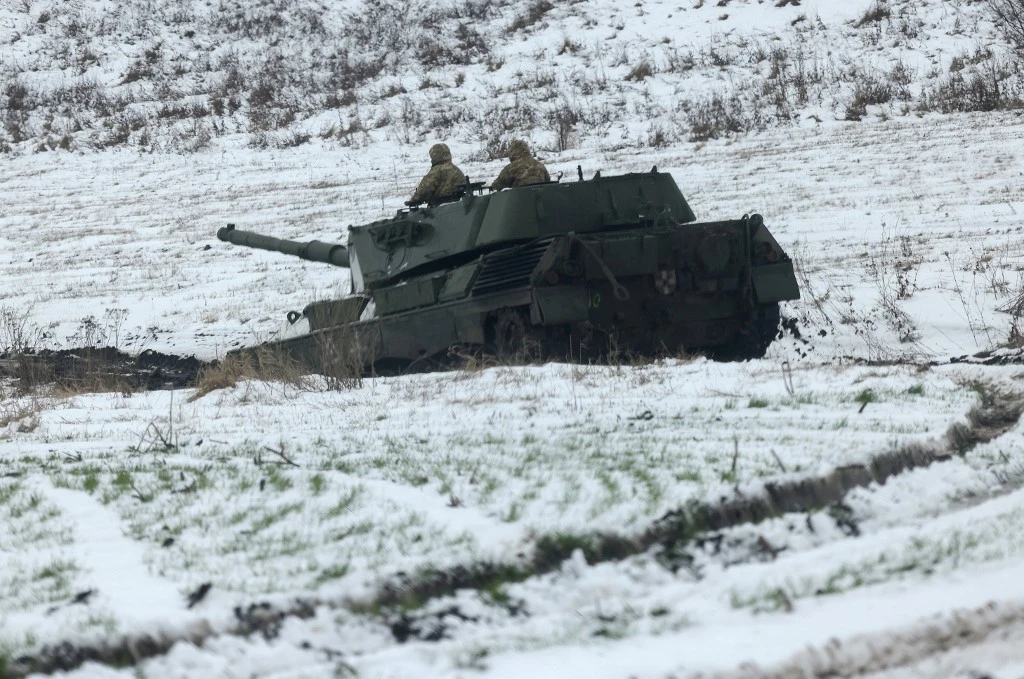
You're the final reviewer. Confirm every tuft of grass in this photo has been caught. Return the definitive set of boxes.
[748,397,770,408]
[309,473,326,495]
[266,468,293,492]
[854,389,877,405]
[313,563,349,586]
[625,61,654,81]
[508,0,554,32]
[324,487,362,519]
[113,469,133,490]
[189,346,324,402]
[0,482,21,506]
[854,1,890,28]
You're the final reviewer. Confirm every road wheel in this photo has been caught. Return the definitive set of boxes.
[491,308,542,362]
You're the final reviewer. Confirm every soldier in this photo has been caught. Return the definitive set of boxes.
[490,139,550,191]
[407,143,467,206]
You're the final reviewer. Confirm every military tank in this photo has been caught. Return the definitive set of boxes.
[217,167,799,375]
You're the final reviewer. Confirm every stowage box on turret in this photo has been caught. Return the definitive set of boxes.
[217,168,800,374]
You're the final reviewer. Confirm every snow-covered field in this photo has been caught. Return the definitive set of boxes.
[4,0,1024,677]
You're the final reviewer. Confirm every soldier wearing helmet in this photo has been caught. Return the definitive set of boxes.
[407,143,467,206]
[490,139,550,191]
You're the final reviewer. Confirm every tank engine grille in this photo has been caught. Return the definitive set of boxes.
[472,238,553,296]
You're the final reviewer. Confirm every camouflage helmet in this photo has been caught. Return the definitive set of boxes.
[428,143,453,165]
[507,139,530,161]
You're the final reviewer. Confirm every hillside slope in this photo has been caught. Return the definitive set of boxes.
[1,0,1019,157]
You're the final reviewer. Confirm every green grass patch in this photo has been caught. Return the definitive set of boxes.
[854,389,877,405]
[266,469,293,492]
[0,481,21,505]
[324,487,362,519]
[113,469,133,490]
[309,473,326,495]
[249,502,303,533]
[748,397,770,408]
[313,563,349,586]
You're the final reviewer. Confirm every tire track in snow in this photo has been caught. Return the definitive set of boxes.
[367,383,1024,610]
[343,474,529,553]
[703,599,1024,679]
[30,478,186,622]
[7,384,1020,677]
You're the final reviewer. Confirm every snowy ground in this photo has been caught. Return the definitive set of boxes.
[4,0,1024,676]
[2,107,1024,678]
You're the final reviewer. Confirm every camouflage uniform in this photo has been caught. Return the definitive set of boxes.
[408,143,467,206]
[490,139,550,191]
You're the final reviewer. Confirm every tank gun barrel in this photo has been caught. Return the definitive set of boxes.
[217,224,349,268]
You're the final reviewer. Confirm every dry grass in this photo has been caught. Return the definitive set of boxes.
[11,353,134,397]
[0,396,51,434]
[188,348,314,402]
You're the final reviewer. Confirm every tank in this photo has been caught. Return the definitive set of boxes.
[216,168,800,375]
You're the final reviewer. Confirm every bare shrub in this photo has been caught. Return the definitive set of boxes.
[325,90,358,108]
[645,122,677,147]
[920,58,1023,112]
[156,101,209,120]
[477,132,510,161]
[999,274,1024,347]
[211,0,287,39]
[625,61,654,81]
[557,36,583,55]
[684,91,765,141]
[327,54,385,91]
[855,1,891,28]
[166,119,212,153]
[509,0,554,32]
[313,328,365,391]
[663,46,696,73]
[415,24,488,67]
[472,99,538,141]
[985,0,1024,52]
[320,115,368,147]
[0,306,53,355]
[866,223,922,344]
[5,79,32,112]
[276,130,312,148]
[547,98,582,151]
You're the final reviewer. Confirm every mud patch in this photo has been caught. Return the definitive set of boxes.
[0,347,208,393]
[3,598,322,679]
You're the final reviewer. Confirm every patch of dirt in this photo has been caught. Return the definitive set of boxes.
[389,605,481,643]
[0,347,209,393]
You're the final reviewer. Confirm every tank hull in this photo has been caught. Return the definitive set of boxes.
[228,215,799,374]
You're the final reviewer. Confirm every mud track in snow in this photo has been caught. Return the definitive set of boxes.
[5,382,1021,678]
[0,347,208,392]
